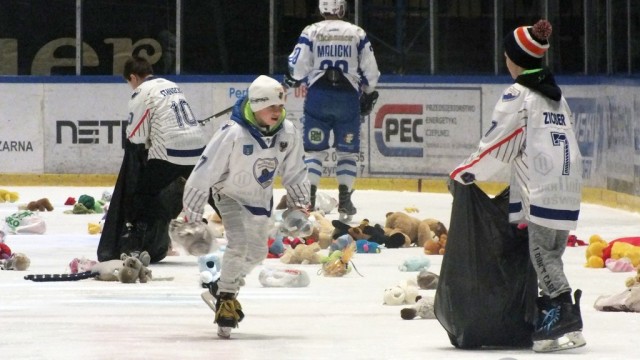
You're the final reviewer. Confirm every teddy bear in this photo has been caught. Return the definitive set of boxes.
[0,189,19,203]
[384,212,445,249]
[309,211,334,249]
[0,252,31,271]
[585,234,608,268]
[280,242,322,265]
[383,278,419,305]
[422,219,448,255]
[168,218,217,256]
[399,255,431,272]
[416,270,439,290]
[25,198,54,212]
[118,255,152,283]
[400,295,436,320]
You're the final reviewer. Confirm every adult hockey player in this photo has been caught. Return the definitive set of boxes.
[98,56,210,263]
[286,0,379,222]
[182,75,310,338]
[449,20,585,353]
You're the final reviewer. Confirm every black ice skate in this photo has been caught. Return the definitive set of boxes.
[338,185,356,223]
[532,289,586,352]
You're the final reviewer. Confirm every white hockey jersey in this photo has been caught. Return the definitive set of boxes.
[126,77,210,165]
[450,82,582,230]
[288,19,380,93]
[183,99,310,221]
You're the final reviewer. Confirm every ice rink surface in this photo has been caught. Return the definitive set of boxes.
[1,186,640,360]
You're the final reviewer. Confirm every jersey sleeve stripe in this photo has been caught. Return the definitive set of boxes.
[128,108,150,139]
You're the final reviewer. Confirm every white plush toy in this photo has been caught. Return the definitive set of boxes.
[400,295,436,320]
[383,278,420,305]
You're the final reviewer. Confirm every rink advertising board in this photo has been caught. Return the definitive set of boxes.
[367,86,482,177]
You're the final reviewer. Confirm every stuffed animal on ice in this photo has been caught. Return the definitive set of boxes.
[416,270,439,290]
[331,218,408,249]
[309,211,334,249]
[0,252,31,271]
[198,252,222,292]
[400,295,436,320]
[25,198,54,212]
[329,234,354,254]
[384,212,446,250]
[24,252,152,283]
[280,242,322,265]
[383,278,419,305]
[355,239,380,253]
[594,267,640,312]
[276,192,337,215]
[585,235,640,268]
[320,242,356,277]
[0,189,19,203]
[399,255,431,272]
[422,219,448,255]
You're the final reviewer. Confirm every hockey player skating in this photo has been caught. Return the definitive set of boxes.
[286,0,380,223]
[449,20,585,353]
[104,56,210,262]
[182,75,311,338]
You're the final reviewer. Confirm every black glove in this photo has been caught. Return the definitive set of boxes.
[360,91,379,116]
[282,73,301,89]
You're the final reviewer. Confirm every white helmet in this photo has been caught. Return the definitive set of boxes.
[319,0,346,18]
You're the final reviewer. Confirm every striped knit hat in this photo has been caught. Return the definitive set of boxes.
[504,19,552,69]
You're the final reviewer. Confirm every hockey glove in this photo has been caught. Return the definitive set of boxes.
[360,91,379,116]
[282,73,301,89]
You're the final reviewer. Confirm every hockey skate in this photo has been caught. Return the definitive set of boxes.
[337,185,356,223]
[214,292,244,339]
[532,289,586,352]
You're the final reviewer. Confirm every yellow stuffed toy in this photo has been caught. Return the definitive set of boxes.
[585,234,608,268]
[0,189,19,203]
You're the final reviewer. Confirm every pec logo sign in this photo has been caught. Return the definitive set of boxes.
[373,104,424,157]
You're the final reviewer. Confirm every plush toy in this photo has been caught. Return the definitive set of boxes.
[399,255,431,272]
[355,239,380,253]
[64,197,76,205]
[329,234,354,254]
[585,234,608,268]
[422,218,448,255]
[280,242,322,265]
[610,241,640,268]
[625,267,640,288]
[384,212,420,246]
[383,278,419,305]
[25,198,54,212]
[168,218,217,256]
[258,267,310,287]
[0,189,19,203]
[416,270,439,290]
[198,252,222,287]
[332,218,408,249]
[88,222,102,235]
[400,295,436,320]
[267,236,285,258]
[0,237,11,260]
[321,242,356,277]
[0,252,31,270]
[606,257,635,272]
[118,255,152,283]
[309,211,334,249]
[68,257,98,273]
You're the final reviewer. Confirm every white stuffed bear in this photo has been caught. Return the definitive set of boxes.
[383,278,419,305]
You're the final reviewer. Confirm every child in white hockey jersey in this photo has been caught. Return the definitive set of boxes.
[449,20,585,352]
[182,75,311,338]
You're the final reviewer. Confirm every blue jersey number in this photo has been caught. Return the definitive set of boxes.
[171,100,198,127]
[319,59,349,73]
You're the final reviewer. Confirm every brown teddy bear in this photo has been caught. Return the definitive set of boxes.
[25,198,54,212]
[385,212,446,248]
[422,219,448,255]
[309,211,334,249]
[280,242,322,264]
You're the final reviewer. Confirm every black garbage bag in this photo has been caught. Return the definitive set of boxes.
[97,141,185,264]
[434,183,537,349]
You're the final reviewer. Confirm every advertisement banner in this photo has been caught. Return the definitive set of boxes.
[0,84,44,173]
[367,86,482,177]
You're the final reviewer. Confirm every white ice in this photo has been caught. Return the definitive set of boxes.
[1,186,639,360]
